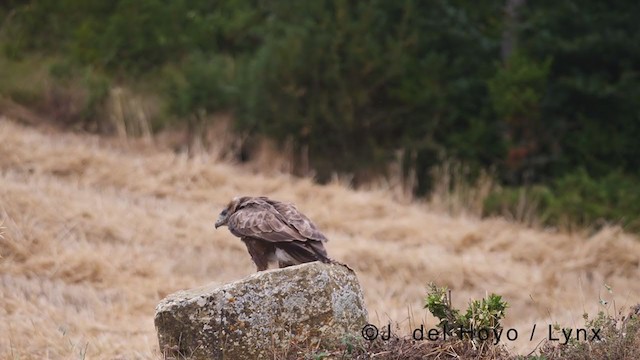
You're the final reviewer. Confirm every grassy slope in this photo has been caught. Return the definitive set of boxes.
[1,118,639,358]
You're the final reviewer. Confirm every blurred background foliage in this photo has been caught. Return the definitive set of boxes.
[1,0,639,232]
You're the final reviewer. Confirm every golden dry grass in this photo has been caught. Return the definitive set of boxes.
[1,117,639,359]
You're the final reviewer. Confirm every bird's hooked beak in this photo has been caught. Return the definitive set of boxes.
[214,210,228,229]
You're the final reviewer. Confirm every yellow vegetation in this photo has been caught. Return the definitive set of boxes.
[1,117,639,358]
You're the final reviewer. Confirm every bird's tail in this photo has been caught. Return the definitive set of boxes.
[282,241,352,270]
[308,243,353,270]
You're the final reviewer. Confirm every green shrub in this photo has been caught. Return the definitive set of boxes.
[484,169,640,232]
[424,283,509,341]
[545,170,640,232]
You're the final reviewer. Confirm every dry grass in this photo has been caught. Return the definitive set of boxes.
[1,117,639,359]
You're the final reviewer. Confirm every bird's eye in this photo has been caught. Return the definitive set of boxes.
[221,209,228,216]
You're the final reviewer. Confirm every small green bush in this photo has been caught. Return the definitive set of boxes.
[424,283,509,341]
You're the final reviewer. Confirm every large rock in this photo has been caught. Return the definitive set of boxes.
[155,262,368,359]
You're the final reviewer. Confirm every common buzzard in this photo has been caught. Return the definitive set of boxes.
[215,196,331,271]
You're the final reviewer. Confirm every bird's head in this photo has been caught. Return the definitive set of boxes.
[214,197,243,229]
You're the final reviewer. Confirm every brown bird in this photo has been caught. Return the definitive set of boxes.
[214,196,331,271]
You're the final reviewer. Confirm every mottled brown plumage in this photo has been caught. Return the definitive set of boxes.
[215,196,331,271]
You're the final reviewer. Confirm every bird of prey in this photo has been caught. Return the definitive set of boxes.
[214,196,331,271]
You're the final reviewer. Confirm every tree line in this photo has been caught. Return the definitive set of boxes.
[2,0,639,230]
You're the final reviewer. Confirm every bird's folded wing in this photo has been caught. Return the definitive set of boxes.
[227,206,306,242]
[270,201,328,242]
